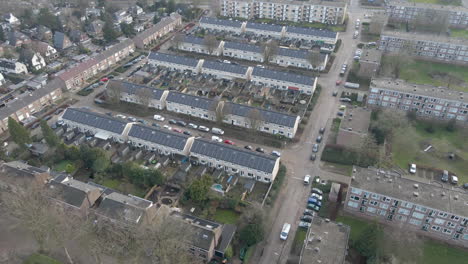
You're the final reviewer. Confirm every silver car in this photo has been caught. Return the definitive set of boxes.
[312,144,319,153]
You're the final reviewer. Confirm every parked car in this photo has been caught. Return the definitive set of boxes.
[336,80,342,86]
[463,183,468,189]
[115,114,127,119]
[224,139,235,145]
[332,91,338,97]
[300,216,313,223]
[303,209,314,216]
[310,154,316,161]
[308,199,322,207]
[337,111,344,117]
[319,127,325,134]
[280,223,291,240]
[212,127,225,135]
[198,126,210,132]
[312,188,323,195]
[451,175,458,184]
[163,125,172,130]
[43,115,53,121]
[256,147,265,153]
[312,144,319,153]
[106,112,113,117]
[188,123,198,129]
[441,170,449,182]
[271,151,281,157]
[54,108,64,115]
[211,136,223,142]
[306,204,320,212]
[176,121,187,127]
[56,120,64,126]
[169,119,177,125]
[409,163,417,174]
[298,221,311,229]
[100,77,109,82]
[172,128,182,133]
[316,135,323,143]
[152,123,160,128]
[244,145,253,150]
[310,193,323,201]
[153,115,165,121]
[340,98,352,103]
[137,119,148,125]
[183,131,191,135]
[128,117,137,122]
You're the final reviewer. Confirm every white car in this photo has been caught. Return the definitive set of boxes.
[153,115,165,121]
[188,123,198,129]
[211,136,223,143]
[271,151,281,157]
[115,114,127,119]
[310,193,323,201]
[163,125,172,130]
[198,126,210,132]
[409,164,417,174]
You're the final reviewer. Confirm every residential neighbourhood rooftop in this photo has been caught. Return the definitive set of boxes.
[381,30,468,46]
[386,0,468,12]
[190,138,279,173]
[225,102,299,128]
[166,91,217,110]
[61,108,129,134]
[252,67,315,86]
[246,22,284,32]
[351,167,468,217]
[286,26,337,38]
[183,35,207,45]
[128,124,191,151]
[94,192,154,224]
[49,176,103,208]
[370,78,468,102]
[202,60,249,75]
[148,52,200,67]
[200,16,243,28]
[107,80,166,100]
[223,41,262,53]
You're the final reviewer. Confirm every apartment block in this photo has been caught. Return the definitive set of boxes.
[57,39,135,90]
[379,31,468,65]
[133,13,182,49]
[165,91,219,121]
[106,80,169,110]
[385,0,468,28]
[189,138,280,183]
[344,167,468,248]
[223,101,300,138]
[0,79,63,134]
[251,66,317,94]
[220,0,347,24]
[368,78,468,122]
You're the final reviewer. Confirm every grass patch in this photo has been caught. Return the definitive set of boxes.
[101,179,121,189]
[23,253,63,264]
[331,118,342,133]
[409,0,461,5]
[243,245,255,263]
[392,120,468,183]
[421,240,468,264]
[451,28,468,39]
[335,215,370,242]
[97,178,147,197]
[212,209,240,225]
[291,228,307,255]
[53,160,73,172]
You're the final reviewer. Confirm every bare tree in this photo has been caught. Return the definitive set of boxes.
[246,108,264,132]
[136,87,153,109]
[106,81,123,104]
[172,33,185,50]
[369,14,386,35]
[306,49,322,75]
[261,40,279,63]
[203,35,218,55]
[215,101,231,124]
[412,9,449,34]
[384,40,414,79]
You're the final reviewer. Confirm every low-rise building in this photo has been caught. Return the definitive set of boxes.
[190,138,280,183]
[86,20,105,37]
[148,52,202,72]
[59,108,132,143]
[113,10,133,24]
[274,47,328,71]
[357,48,382,78]
[199,16,245,34]
[106,80,169,109]
[0,161,51,191]
[0,59,28,74]
[285,26,338,44]
[8,31,31,47]
[31,41,59,60]
[179,35,221,55]
[127,124,194,156]
[201,60,250,80]
[368,78,468,122]
[133,13,182,49]
[222,41,264,62]
[171,212,237,261]
[21,52,46,71]
[251,67,317,94]
[53,31,72,50]
[245,22,285,38]
[4,13,20,25]
[378,31,468,65]
[223,102,300,138]
[344,166,468,248]
[166,91,219,121]
[0,79,63,134]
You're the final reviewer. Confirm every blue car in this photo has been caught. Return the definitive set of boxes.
[308,197,318,204]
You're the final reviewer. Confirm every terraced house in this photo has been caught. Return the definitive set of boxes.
[285,26,338,45]
[189,138,281,183]
[179,36,221,55]
[133,12,182,49]
[200,60,251,80]
[220,0,347,24]
[148,52,202,72]
[199,17,245,34]
[165,91,219,121]
[107,80,169,110]
[345,167,468,248]
[244,22,285,38]
[368,78,468,122]
[221,41,264,62]
[251,66,317,94]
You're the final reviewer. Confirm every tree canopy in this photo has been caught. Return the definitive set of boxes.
[8,117,31,147]
[187,174,213,204]
[40,120,60,147]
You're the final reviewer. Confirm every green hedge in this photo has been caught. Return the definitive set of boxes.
[321,144,376,167]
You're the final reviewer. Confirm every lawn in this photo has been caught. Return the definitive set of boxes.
[291,228,307,255]
[53,160,73,172]
[392,120,468,183]
[23,254,62,264]
[335,215,370,242]
[98,179,147,197]
[382,57,468,92]
[212,209,240,225]
[409,0,461,5]
[451,28,468,39]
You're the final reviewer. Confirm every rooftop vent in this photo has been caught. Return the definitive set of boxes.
[430,193,434,198]
[454,195,459,200]
[314,247,320,253]
[413,184,419,189]
[413,192,419,197]
[442,192,446,197]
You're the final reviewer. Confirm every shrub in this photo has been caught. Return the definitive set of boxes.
[321,144,377,167]
[425,122,435,133]
[446,118,456,132]
[334,39,342,53]
[65,163,75,174]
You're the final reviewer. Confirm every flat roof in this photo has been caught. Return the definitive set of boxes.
[386,0,468,12]
[370,78,468,103]
[202,60,249,75]
[252,67,315,86]
[351,167,468,217]
[128,124,190,150]
[223,41,262,53]
[359,48,382,64]
[61,108,129,134]
[200,16,243,28]
[225,102,298,128]
[381,30,468,46]
[246,22,284,32]
[302,217,350,264]
[286,26,337,39]
[190,138,278,173]
[148,52,200,67]
[167,91,217,110]
[107,80,165,100]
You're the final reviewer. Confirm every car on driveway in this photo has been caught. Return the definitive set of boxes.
[310,193,323,201]
[300,216,313,223]
[153,115,165,121]
[256,147,265,153]
[211,136,223,142]
[198,126,210,132]
[312,144,319,153]
[303,209,314,216]
[306,204,320,212]
[224,139,235,145]
[409,163,417,174]
[441,170,449,182]
[311,188,323,195]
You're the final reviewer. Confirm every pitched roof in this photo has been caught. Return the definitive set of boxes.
[246,22,283,32]
[128,124,190,150]
[0,161,49,185]
[53,31,69,49]
[61,108,128,134]
[134,14,180,42]
[190,138,278,173]
[223,41,262,53]
[95,192,153,224]
[166,91,217,110]
[148,52,200,67]
[225,102,298,128]
[286,26,337,39]
[182,35,206,45]
[202,60,248,75]
[200,17,243,28]
[49,176,102,208]
[252,67,315,86]
[108,80,165,100]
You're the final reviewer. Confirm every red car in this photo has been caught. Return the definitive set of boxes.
[336,80,342,86]
[172,128,182,133]
[224,140,235,145]
[100,77,109,82]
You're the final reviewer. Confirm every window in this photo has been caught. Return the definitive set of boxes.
[397,215,407,222]
[350,195,360,201]
[443,228,452,235]
[434,218,446,225]
[392,200,399,207]
[371,193,380,200]
[415,206,427,212]
[370,200,379,206]
[398,208,410,216]
[409,219,422,226]
[379,203,389,209]
[412,212,425,220]
[450,215,460,221]
[379,210,386,216]
[351,188,362,195]
[403,202,413,209]
[382,196,391,202]
[367,207,377,214]
[438,212,448,218]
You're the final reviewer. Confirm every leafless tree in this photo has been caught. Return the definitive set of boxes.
[203,35,218,55]
[172,33,185,50]
[357,133,380,166]
[371,109,408,141]
[384,41,414,79]
[412,9,449,34]
[306,49,322,75]
[369,14,386,35]
[106,81,123,104]
[136,87,153,109]
[215,101,231,124]
[246,108,264,132]
[261,40,279,63]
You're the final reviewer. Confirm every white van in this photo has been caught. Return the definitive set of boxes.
[304,175,311,185]
[280,223,291,240]
[211,127,225,135]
